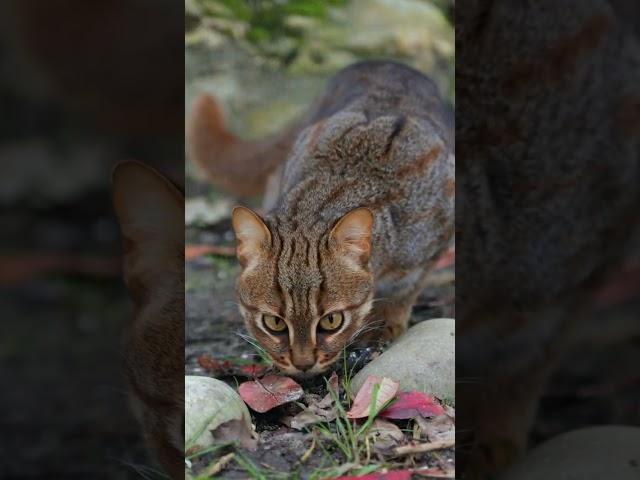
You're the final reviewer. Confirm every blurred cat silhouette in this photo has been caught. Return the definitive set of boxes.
[457,0,640,477]
[112,161,184,479]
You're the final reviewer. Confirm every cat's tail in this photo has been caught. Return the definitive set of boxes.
[187,94,299,197]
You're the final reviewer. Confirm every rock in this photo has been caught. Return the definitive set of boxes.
[350,319,454,402]
[185,196,232,226]
[500,426,640,480]
[184,375,255,452]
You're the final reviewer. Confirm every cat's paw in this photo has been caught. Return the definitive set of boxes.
[380,322,407,341]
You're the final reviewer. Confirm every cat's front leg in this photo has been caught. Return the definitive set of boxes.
[359,268,429,344]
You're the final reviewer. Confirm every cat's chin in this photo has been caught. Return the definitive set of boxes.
[281,366,329,380]
[289,370,323,380]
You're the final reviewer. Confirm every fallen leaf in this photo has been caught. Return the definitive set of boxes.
[347,376,399,419]
[413,466,456,478]
[287,375,340,430]
[415,414,455,442]
[285,410,325,430]
[332,470,413,480]
[211,418,257,450]
[239,375,304,413]
[368,419,405,454]
[332,467,456,480]
[379,391,445,420]
[197,354,268,378]
[444,404,455,418]
[434,246,455,270]
[328,371,340,393]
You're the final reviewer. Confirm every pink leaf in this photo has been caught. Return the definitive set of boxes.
[332,469,413,480]
[347,376,399,419]
[239,375,303,413]
[379,391,445,419]
[434,246,455,270]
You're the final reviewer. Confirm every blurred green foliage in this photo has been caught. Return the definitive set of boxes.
[187,0,349,63]
[186,0,453,72]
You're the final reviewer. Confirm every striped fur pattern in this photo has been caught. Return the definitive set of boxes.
[193,61,454,377]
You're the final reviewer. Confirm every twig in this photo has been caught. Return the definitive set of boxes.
[202,452,235,477]
[393,440,455,456]
[300,436,315,463]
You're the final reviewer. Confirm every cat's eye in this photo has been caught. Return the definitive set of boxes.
[263,314,287,333]
[319,312,344,332]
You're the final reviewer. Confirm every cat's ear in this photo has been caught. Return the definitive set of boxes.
[330,208,374,263]
[112,161,183,297]
[232,206,271,269]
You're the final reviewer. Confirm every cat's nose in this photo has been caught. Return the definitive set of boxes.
[292,355,315,372]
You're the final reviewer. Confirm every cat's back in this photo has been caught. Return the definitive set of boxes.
[309,60,450,137]
[275,61,454,271]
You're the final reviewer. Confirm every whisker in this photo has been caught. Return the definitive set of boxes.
[371,297,392,305]
[346,319,386,345]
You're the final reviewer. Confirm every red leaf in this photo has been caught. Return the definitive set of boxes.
[239,375,303,413]
[347,376,399,419]
[239,364,268,376]
[332,470,413,480]
[197,354,267,378]
[379,391,445,419]
[434,246,455,270]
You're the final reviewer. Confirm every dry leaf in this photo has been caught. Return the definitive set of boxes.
[239,375,303,413]
[347,376,399,419]
[211,418,257,450]
[288,374,340,430]
[413,465,456,478]
[286,410,325,430]
[369,419,405,454]
[415,414,455,443]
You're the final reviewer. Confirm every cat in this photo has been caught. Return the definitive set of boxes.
[456,0,640,477]
[187,60,455,378]
[111,161,185,479]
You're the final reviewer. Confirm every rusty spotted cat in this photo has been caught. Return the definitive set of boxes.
[188,61,454,377]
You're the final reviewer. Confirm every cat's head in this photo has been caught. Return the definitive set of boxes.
[232,207,375,378]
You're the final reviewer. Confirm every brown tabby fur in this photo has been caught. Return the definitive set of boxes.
[457,1,640,477]
[188,61,454,377]
[112,161,184,479]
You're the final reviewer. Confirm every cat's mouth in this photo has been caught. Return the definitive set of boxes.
[270,352,341,379]
[289,368,323,380]
[276,362,328,379]
[279,358,341,379]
